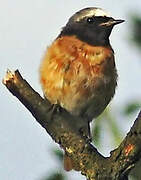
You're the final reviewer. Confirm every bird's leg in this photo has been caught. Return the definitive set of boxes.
[51,103,62,113]
[47,103,62,121]
[79,120,92,142]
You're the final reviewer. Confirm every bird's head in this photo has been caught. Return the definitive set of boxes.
[60,7,124,46]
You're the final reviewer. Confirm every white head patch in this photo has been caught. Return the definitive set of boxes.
[70,7,111,22]
[91,8,111,17]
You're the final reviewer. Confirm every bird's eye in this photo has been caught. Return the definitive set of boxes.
[87,17,94,24]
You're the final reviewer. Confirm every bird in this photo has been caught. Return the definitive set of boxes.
[40,7,124,171]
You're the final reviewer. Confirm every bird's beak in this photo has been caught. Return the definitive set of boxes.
[100,19,125,27]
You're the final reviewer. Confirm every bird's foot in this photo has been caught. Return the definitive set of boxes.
[79,122,92,143]
[48,104,62,121]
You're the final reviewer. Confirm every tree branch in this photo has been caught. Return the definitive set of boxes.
[3,70,141,180]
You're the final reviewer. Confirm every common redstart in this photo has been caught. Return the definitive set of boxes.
[40,7,124,171]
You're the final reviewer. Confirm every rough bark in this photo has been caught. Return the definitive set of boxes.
[3,70,141,180]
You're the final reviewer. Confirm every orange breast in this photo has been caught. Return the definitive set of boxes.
[40,36,115,116]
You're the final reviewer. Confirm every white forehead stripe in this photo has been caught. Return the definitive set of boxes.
[73,8,111,22]
[93,8,111,17]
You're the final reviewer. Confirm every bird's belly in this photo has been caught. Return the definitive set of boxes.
[40,61,116,120]
[60,75,116,121]
[80,81,116,121]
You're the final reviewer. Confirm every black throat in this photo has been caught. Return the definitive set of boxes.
[59,22,113,47]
